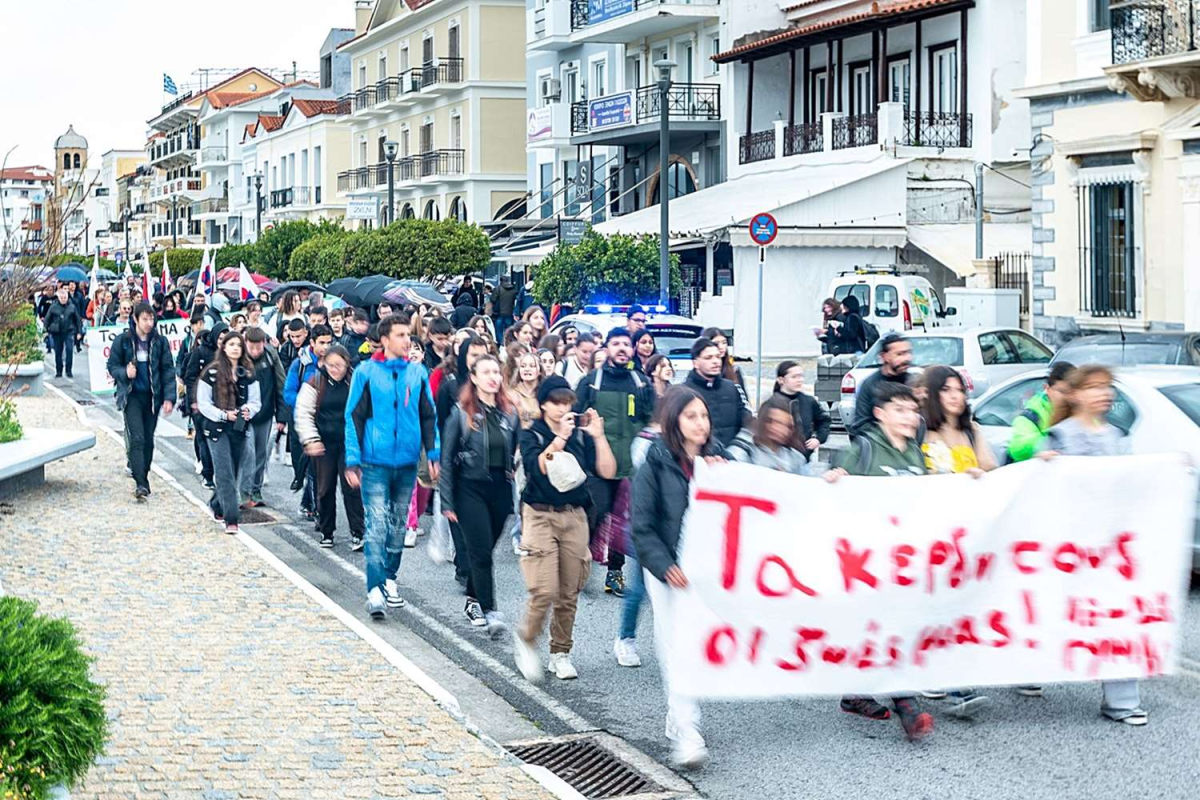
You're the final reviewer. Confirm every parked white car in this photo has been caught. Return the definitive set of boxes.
[838,327,1054,427]
[972,366,1200,570]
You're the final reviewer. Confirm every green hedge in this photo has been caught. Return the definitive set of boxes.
[147,248,204,277]
[0,305,42,365]
[532,230,681,308]
[0,598,107,799]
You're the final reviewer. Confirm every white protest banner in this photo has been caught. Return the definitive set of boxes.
[84,319,190,395]
[669,456,1195,699]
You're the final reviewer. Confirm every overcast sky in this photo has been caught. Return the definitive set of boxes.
[0,0,354,170]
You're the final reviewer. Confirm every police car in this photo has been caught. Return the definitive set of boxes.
[549,304,702,384]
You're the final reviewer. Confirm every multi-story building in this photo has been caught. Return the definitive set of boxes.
[0,165,53,260]
[95,149,148,257]
[334,0,528,228]
[589,0,1032,356]
[146,68,285,248]
[1019,0,1200,342]
[526,0,725,227]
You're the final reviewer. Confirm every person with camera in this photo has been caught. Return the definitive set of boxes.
[439,354,520,637]
[106,301,176,499]
[513,375,616,683]
[196,331,261,535]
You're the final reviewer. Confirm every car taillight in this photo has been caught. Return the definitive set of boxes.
[841,372,857,394]
[903,300,912,330]
[957,368,975,394]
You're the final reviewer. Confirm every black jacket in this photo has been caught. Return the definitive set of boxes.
[773,389,831,460]
[438,403,519,514]
[450,294,477,328]
[43,299,82,338]
[250,347,287,424]
[630,439,718,582]
[833,312,866,354]
[184,330,219,411]
[106,321,176,413]
[685,370,751,448]
[849,368,909,436]
[490,283,517,317]
[338,331,368,365]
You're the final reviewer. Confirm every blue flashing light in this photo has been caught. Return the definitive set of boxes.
[595,304,614,313]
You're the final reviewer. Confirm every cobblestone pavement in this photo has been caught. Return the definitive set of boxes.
[2,393,555,800]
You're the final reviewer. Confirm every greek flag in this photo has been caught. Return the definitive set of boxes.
[163,73,178,95]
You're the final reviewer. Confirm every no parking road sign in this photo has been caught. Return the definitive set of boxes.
[749,212,778,247]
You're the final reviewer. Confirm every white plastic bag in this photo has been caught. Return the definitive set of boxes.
[426,491,455,563]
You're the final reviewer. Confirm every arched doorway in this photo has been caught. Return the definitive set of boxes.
[448,196,467,221]
[422,199,440,220]
[648,156,698,205]
[494,197,526,221]
[401,203,415,220]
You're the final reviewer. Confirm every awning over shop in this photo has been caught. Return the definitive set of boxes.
[906,223,1032,278]
[593,155,909,241]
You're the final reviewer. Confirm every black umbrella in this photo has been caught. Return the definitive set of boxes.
[353,275,400,307]
[182,269,200,283]
[326,277,366,308]
[270,280,324,299]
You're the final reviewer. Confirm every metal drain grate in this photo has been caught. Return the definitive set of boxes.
[508,738,662,798]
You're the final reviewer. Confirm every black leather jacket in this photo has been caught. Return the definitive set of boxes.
[438,403,519,514]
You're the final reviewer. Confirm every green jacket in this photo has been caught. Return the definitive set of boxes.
[1006,390,1052,463]
[835,423,926,477]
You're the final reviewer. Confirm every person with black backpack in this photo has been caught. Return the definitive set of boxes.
[829,294,871,355]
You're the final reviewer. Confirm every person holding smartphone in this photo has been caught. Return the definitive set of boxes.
[197,331,261,535]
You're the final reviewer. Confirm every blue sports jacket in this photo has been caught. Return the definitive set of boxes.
[284,347,319,409]
[344,355,440,469]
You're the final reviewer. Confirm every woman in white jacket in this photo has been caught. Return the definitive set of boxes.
[293,345,364,548]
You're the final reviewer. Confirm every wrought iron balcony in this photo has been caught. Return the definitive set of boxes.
[832,113,878,150]
[784,121,823,156]
[1111,0,1200,64]
[634,83,720,124]
[899,111,973,149]
[738,130,775,164]
[420,149,465,178]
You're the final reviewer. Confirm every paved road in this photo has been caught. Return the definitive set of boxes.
[53,354,1200,800]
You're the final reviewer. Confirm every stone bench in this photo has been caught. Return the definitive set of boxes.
[0,427,96,500]
[4,361,46,397]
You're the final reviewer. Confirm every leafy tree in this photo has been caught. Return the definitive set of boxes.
[214,243,259,271]
[532,230,680,308]
[256,219,342,279]
[288,231,349,283]
[380,219,490,283]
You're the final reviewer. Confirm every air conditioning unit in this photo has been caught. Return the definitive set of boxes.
[540,77,562,102]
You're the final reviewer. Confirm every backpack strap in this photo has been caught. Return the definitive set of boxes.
[853,435,874,475]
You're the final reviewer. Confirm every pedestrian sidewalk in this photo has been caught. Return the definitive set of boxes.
[2,392,555,800]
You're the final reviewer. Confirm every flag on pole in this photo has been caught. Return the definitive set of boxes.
[141,254,154,303]
[163,73,178,95]
[160,251,172,294]
[123,255,134,283]
[196,247,214,301]
[88,250,100,291]
[236,262,258,303]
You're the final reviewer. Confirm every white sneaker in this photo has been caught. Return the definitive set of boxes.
[513,633,543,683]
[404,528,418,548]
[193,459,202,474]
[383,579,405,608]
[671,733,708,770]
[366,587,386,620]
[512,536,523,557]
[465,599,487,627]
[485,611,509,640]
[613,638,642,668]
[547,652,578,680]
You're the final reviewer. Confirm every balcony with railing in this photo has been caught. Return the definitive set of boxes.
[270,187,314,209]
[410,58,465,93]
[898,111,973,149]
[192,197,229,216]
[1108,1,1200,99]
[568,0,721,43]
[149,132,200,166]
[784,121,822,156]
[832,113,878,150]
[738,129,776,165]
[570,83,721,141]
[197,146,229,168]
[420,149,466,179]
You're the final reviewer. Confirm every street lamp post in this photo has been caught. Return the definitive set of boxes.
[171,195,178,248]
[254,173,263,241]
[655,59,676,310]
[123,208,131,263]
[383,140,399,226]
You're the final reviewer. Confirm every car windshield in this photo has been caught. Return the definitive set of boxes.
[1159,383,1200,427]
[857,337,965,368]
[647,324,704,356]
[1053,342,1181,366]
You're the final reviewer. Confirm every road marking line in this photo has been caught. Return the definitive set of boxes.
[276,523,595,733]
[45,385,591,800]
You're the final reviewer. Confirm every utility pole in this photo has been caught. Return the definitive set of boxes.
[655,59,676,309]
[254,173,263,241]
[171,195,178,249]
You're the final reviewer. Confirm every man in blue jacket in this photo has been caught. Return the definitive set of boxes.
[344,313,439,620]
[285,323,333,518]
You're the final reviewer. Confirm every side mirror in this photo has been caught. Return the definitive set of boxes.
[937,306,957,318]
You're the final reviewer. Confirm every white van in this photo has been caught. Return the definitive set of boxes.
[826,266,957,335]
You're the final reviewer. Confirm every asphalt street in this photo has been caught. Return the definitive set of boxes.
[51,352,1200,800]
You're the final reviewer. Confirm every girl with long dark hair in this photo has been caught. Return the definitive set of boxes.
[197,331,261,534]
[440,354,520,636]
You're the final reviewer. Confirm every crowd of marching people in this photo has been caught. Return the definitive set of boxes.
[39,268,1151,770]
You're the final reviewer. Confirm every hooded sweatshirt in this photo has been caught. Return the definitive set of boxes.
[835,422,926,477]
[450,293,477,328]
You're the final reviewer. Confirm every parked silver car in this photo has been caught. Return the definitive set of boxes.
[973,366,1200,570]
[838,327,1054,427]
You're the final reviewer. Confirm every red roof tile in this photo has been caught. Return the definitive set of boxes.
[716,0,960,62]
[258,114,285,132]
[0,165,53,182]
[292,98,344,117]
[243,122,257,140]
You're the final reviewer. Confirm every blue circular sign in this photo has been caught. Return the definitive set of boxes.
[750,212,778,246]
